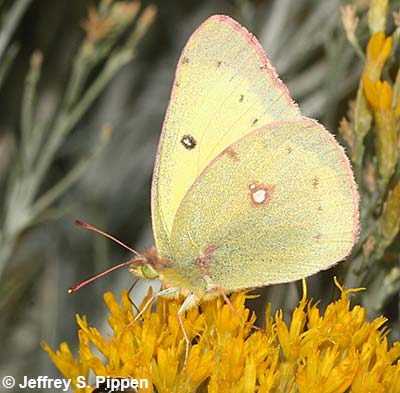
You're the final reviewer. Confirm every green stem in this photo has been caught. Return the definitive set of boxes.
[21,52,42,170]
[33,50,134,200]
[0,0,31,60]
[30,131,109,220]
[0,43,18,88]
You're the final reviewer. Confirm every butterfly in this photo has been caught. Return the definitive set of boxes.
[71,14,359,364]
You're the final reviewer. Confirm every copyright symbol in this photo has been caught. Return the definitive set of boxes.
[2,376,15,388]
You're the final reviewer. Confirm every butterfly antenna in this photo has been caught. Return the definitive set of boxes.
[69,220,144,293]
[68,259,137,293]
[75,220,140,256]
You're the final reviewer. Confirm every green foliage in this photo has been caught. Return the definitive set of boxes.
[338,0,400,327]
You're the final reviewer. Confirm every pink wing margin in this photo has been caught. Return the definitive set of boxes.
[151,14,300,232]
[310,117,360,263]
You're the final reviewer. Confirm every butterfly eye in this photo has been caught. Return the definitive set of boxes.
[180,134,197,150]
[141,264,159,279]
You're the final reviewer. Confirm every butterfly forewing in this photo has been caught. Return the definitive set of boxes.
[152,15,302,256]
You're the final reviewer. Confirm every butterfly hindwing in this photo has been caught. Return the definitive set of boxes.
[168,119,359,290]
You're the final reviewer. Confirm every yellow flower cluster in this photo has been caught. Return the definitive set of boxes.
[43,280,400,392]
[340,1,400,190]
[362,32,399,183]
[363,32,392,83]
[81,0,156,49]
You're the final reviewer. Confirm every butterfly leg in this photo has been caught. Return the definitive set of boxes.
[216,287,242,319]
[177,292,197,367]
[126,278,140,314]
[216,287,260,331]
[128,287,180,326]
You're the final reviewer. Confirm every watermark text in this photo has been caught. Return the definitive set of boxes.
[1,375,148,391]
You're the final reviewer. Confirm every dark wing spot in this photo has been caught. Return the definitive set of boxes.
[287,147,292,154]
[181,134,197,150]
[239,94,244,102]
[252,118,259,126]
[182,57,190,64]
[224,147,240,162]
[312,177,319,189]
[217,60,222,67]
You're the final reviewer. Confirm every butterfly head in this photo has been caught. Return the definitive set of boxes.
[128,246,170,280]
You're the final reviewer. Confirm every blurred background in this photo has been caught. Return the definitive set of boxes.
[0,0,399,391]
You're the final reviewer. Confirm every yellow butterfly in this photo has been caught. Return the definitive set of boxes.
[71,14,359,362]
